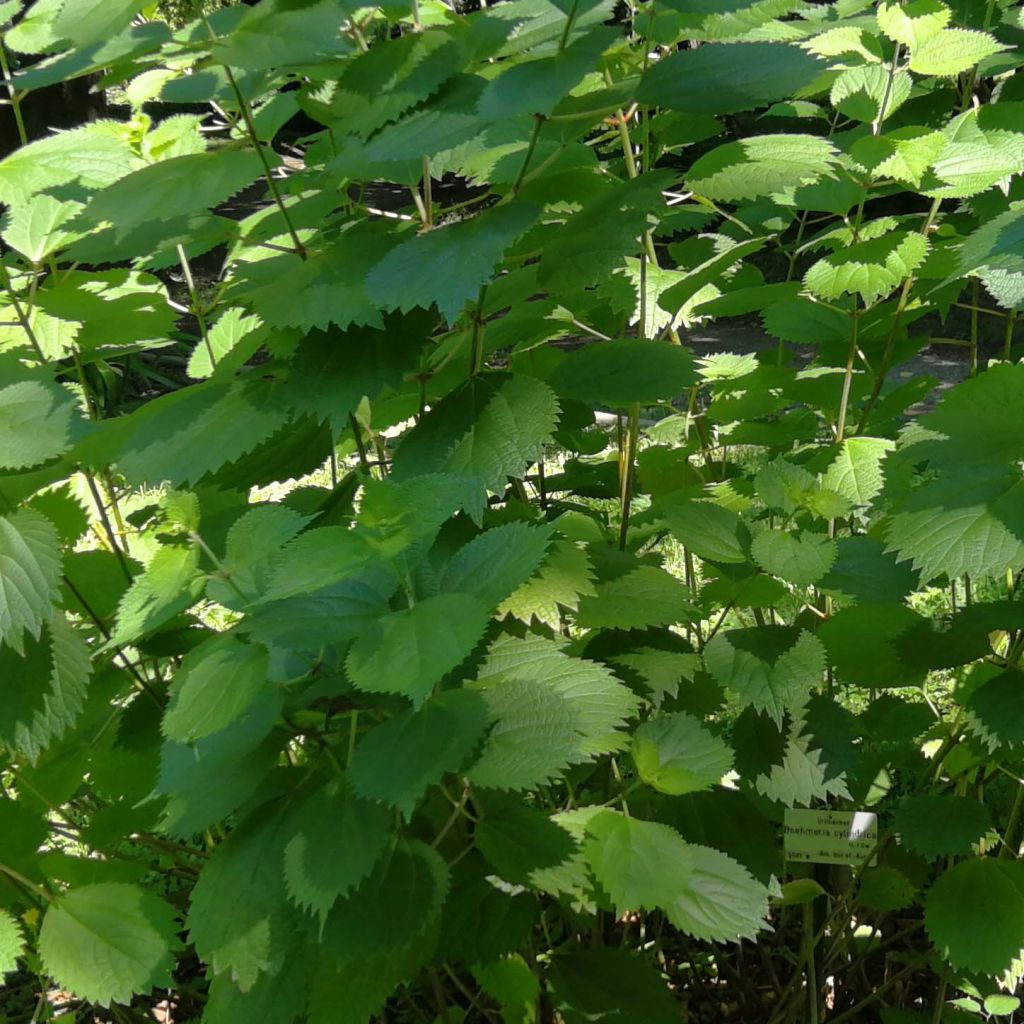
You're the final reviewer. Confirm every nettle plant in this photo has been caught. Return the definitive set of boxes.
[1,0,1024,1021]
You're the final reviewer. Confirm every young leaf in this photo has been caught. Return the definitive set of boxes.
[39,883,179,1007]
[751,530,836,587]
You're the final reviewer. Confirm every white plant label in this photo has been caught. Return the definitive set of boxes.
[784,809,878,867]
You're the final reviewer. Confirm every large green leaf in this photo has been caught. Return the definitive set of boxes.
[39,883,179,1007]
[0,508,62,654]
[576,566,697,630]
[637,42,824,113]
[687,134,839,203]
[751,529,836,586]
[908,28,1006,77]
[346,593,490,706]
[704,627,825,725]
[162,634,270,743]
[583,811,769,941]
[632,712,733,795]
[804,231,929,305]
[925,859,1024,974]
[349,689,490,815]
[546,340,697,408]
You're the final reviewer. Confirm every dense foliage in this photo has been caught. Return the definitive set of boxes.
[1,0,1024,1021]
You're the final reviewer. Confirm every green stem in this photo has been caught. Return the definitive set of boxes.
[0,38,26,147]
[0,862,51,902]
[178,244,217,370]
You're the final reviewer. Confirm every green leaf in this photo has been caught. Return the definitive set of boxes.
[658,498,749,564]
[347,593,490,706]
[1,193,85,262]
[392,373,559,515]
[110,544,202,648]
[755,728,851,806]
[283,781,393,922]
[0,612,91,762]
[822,437,894,506]
[187,805,295,991]
[894,795,990,861]
[0,379,84,472]
[576,565,697,630]
[0,121,142,206]
[546,340,697,408]
[751,530,836,587]
[498,539,597,626]
[0,508,61,654]
[441,522,552,609]
[52,0,150,46]
[830,65,912,125]
[632,712,733,795]
[349,689,490,815]
[687,134,839,203]
[818,604,925,688]
[805,232,929,305]
[967,669,1024,746]
[925,858,1024,974]
[583,810,769,941]
[478,26,616,118]
[84,151,271,240]
[162,634,270,743]
[908,28,1006,77]
[475,791,578,885]
[39,883,178,1007]
[778,878,826,906]
[187,308,267,381]
[320,838,449,961]
[984,995,1021,1017]
[367,204,536,322]
[468,635,638,789]
[0,908,24,976]
[856,868,916,912]
[877,0,950,47]
[637,42,824,114]
[473,955,539,1024]
[819,535,919,605]
[704,627,825,725]
[548,947,678,1024]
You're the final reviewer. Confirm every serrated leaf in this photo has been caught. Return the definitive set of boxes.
[498,539,597,626]
[163,634,270,743]
[441,522,552,609]
[687,134,839,203]
[818,603,924,688]
[804,231,929,305]
[283,781,393,922]
[0,120,142,206]
[367,204,536,322]
[0,611,91,762]
[967,669,1024,746]
[755,728,851,806]
[704,627,825,725]
[831,65,911,125]
[0,908,24,975]
[576,565,697,629]
[83,150,271,240]
[110,544,202,648]
[393,373,559,515]
[823,437,894,506]
[39,883,178,1007]
[908,28,1006,77]
[0,508,61,654]
[637,42,824,114]
[548,947,678,1024]
[926,858,1024,974]
[751,529,836,586]
[0,379,84,471]
[583,810,769,941]
[468,635,638,789]
[349,688,489,815]
[476,791,578,885]
[856,867,916,912]
[894,795,990,861]
[187,805,294,991]
[347,592,489,706]
[658,498,749,564]
[632,712,733,795]
[2,193,84,262]
[877,0,950,47]
[547,339,697,408]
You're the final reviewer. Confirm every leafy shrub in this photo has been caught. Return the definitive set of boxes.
[0,0,1023,1022]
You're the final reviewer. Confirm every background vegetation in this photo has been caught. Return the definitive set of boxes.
[0,0,1023,1022]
